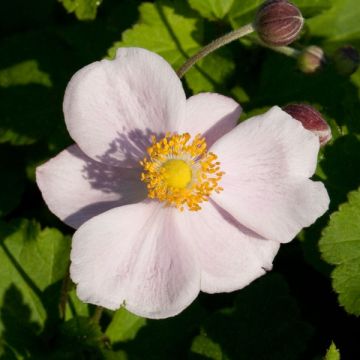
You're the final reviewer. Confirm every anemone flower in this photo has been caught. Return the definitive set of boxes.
[36,48,329,319]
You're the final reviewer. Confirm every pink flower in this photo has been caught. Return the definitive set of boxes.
[36,48,329,318]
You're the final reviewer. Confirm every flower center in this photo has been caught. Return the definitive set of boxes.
[161,159,192,188]
[140,133,224,211]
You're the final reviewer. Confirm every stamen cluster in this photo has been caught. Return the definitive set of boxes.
[140,133,224,211]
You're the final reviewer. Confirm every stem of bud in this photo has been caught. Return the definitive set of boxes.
[176,23,255,78]
[265,44,300,57]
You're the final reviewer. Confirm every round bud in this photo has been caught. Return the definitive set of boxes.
[255,0,304,46]
[297,46,325,74]
[333,45,360,76]
[283,104,331,146]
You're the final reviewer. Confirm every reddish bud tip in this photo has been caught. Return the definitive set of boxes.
[283,104,331,146]
[255,0,304,46]
[297,46,325,74]
[333,45,360,76]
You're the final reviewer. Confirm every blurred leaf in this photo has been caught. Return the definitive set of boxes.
[185,51,235,93]
[201,274,313,360]
[325,342,341,360]
[227,0,262,27]
[0,61,52,88]
[0,31,70,147]
[308,0,360,46]
[106,308,146,344]
[108,0,235,93]
[189,0,234,20]
[190,333,224,360]
[292,0,332,17]
[320,188,360,315]
[0,219,71,333]
[59,0,103,20]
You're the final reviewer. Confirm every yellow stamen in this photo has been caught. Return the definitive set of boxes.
[140,133,224,211]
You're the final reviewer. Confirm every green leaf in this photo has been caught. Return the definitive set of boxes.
[108,0,235,93]
[0,60,52,88]
[320,188,360,315]
[227,0,262,28]
[106,308,146,344]
[325,342,341,360]
[65,289,90,320]
[0,219,71,333]
[190,332,224,360]
[0,59,55,146]
[308,0,360,46]
[292,0,331,17]
[189,0,234,20]
[59,0,103,21]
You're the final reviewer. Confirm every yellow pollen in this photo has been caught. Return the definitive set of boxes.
[140,133,224,211]
[162,160,192,188]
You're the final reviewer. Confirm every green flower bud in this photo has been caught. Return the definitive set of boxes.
[297,46,325,74]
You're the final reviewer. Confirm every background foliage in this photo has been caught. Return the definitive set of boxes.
[1,0,360,358]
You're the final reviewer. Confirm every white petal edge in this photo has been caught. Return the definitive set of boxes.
[210,106,330,243]
[178,201,280,293]
[36,145,146,228]
[70,202,201,319]
[176,93,241,147]
[63,47,186,167]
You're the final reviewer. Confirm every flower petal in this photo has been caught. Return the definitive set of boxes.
[63,47,186,167]
[178,201,279,293]
[36,145,146,229]
[210,106,330,243]
[176,93,241,147]
[70,202,200,319]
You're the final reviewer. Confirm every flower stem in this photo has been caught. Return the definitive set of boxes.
[59,265,71,320]
[92,306,104,324]
[267,45,301,58]
[176,23,255,78]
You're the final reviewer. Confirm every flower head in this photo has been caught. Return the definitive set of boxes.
[36,48,329,318]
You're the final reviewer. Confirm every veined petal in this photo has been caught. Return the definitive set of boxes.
[176,93,241,147]
[211,106,330,243]
[36,145,146,229]
[70,202,200,319]
[63,47,186,167]
[178,201,279,293]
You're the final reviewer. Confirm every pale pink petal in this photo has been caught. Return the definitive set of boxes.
[70,202,200,319]
[178,201,279,293]
[36,145,146,229]
[210,106,330,243]
[63,47,186,167]
[175,93,241,147]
